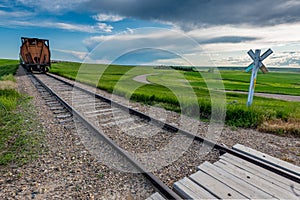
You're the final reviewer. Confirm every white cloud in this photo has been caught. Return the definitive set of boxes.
[82,24,300,67]
[126,28,134,34]
[93,13,124,22]
[183,23,300,67]
[83,28,213,66]
[187,22,300,53]
[84,22,300,54]
[268,51,300,67]
[54,22,97,33]
[16,0,89,12]
[53,49,88,60]
[0,20,113,33]
[0,10,33,18]
[84,28,188,46]
[54,22,113,33]
[96,23,113,33]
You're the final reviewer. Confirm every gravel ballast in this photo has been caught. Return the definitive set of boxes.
[50,72,300,167]
[0,67,154,199]
[34,74,222,188]
[43,72,300,188]
[1,67,299,199]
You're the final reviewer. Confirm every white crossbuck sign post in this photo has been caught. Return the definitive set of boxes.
[246,48,273,106]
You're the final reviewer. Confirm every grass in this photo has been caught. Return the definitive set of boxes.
[0,59,19,78]
[49,61,300,135]
[0,60,44,166]
[0,59,19,66]
[218,70,300,96]
[0,92,44,166]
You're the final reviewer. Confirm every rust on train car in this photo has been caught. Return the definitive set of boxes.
[19,37,51,73]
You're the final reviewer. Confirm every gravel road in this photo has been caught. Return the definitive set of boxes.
[132,74,152,84]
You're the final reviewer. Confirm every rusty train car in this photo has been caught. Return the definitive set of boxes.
[19,37,51,73]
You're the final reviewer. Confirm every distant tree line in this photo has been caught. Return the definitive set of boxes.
[154,65,196,71]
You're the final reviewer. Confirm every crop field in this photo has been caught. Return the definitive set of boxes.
[50,61,300,136]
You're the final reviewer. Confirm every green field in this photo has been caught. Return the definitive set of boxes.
[0,60,19,78]
[0,60,44,166]
[219,70,300,95]
[50,61,300,135]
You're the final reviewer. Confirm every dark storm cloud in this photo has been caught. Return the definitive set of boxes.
[82,0,300,28]
[200,36,258,44]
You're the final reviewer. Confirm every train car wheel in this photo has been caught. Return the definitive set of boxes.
[41,66,46,74]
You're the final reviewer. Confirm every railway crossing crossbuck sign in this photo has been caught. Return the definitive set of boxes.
[246,48,273,106]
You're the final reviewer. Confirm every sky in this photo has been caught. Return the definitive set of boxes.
[1,0,300,67]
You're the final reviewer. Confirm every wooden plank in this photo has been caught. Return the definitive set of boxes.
[190,171,247,199]
[173,177,217,199]
[198,162,274,199]
[233,144,300,177]
[218,157,300,195]
[150,192,166,200]
[221,153,300,190]
[220,153,300,192]
[146,192,166,200]
[214,160,298,199]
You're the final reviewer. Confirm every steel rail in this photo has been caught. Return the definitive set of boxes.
[29,70,300,200]
[30,73,181,199]
[45,73,300,184]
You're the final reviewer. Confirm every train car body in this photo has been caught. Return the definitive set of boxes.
[19,37,51,73]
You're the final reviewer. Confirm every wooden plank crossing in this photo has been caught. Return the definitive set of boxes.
[220,153,300,193]
[172,143,300,199]
[173,177,217,199]
[197,162,273,199]
[146,192,166,200]
[214,160,297,199]
[233,144,300,177]
[190,169,247,199]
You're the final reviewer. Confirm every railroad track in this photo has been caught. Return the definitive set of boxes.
[28,71,300,199]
